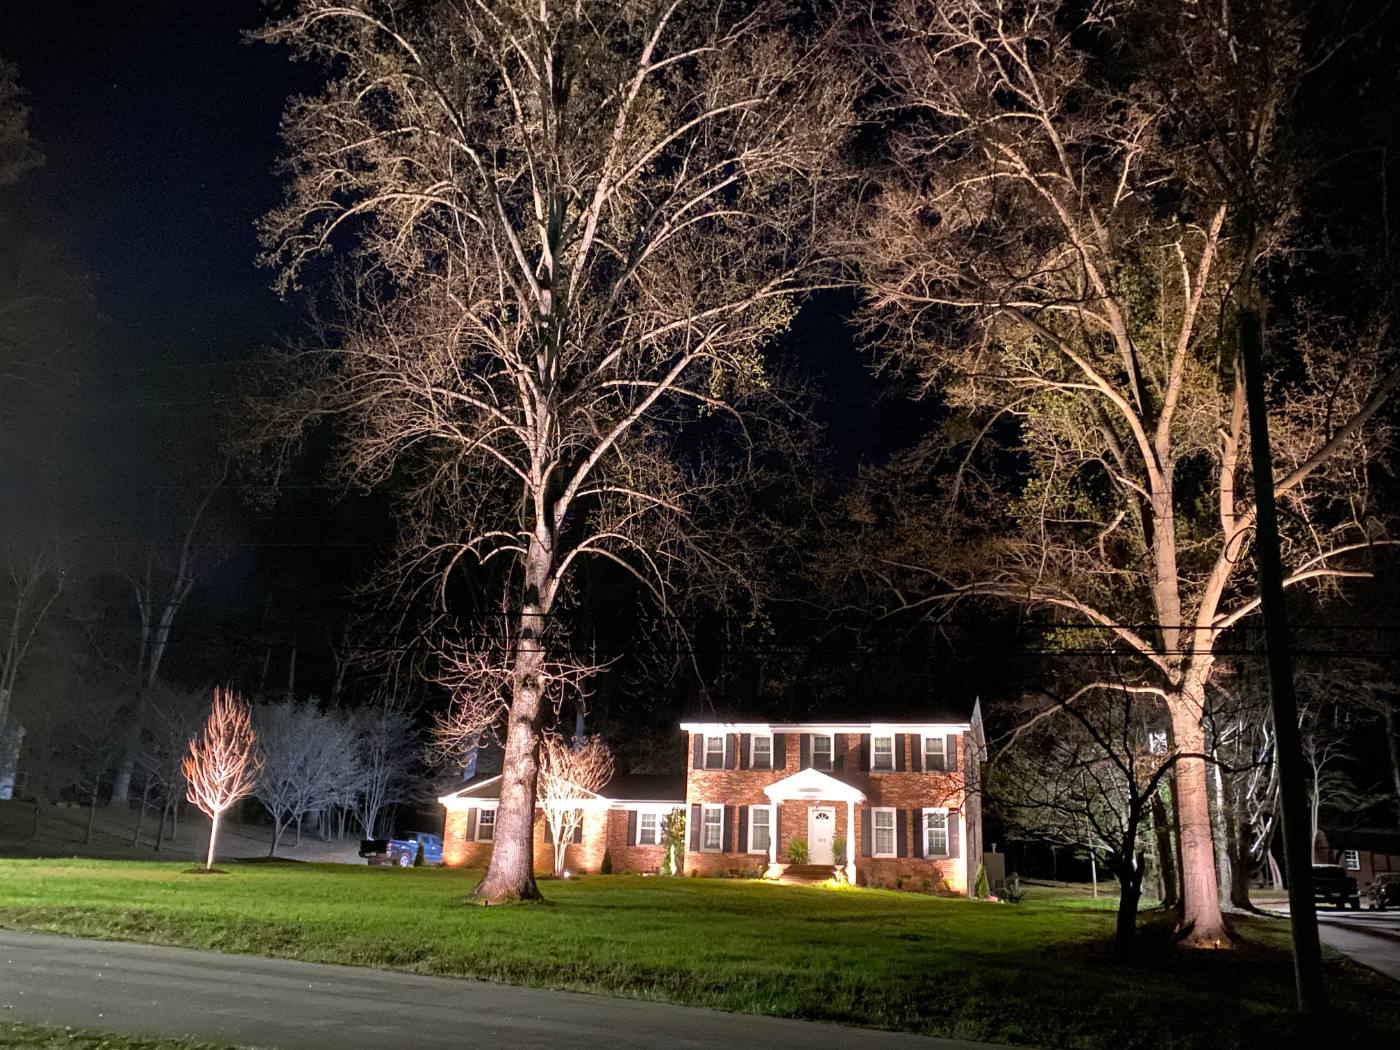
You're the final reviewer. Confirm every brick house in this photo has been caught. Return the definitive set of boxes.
[1315,827,1400,888]
[680,708,984,892]
[438,704,985,894]
[439,772,685,875]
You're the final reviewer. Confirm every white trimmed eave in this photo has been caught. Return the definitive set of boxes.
[679,721,972,734]
[437,775,503,808]
[762,766,867,804]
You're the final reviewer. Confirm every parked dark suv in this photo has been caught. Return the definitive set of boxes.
[1313,864,1361,910]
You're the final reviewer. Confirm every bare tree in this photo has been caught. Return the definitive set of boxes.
[258,0,854,901]
[183,688,260,871]
[138,685,206,850]
[855,0,1396,947]
[110,467,232,805]
[254,700,363,856]
[537,732,614,877]
[0,542,64,790]
[350,701,416,839]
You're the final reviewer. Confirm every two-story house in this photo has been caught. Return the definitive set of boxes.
[438,703,984,894]
[680,708,983,892]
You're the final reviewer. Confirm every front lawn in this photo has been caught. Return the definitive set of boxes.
[0,860,1394,1049]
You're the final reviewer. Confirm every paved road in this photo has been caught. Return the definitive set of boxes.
[0,929,1012,1050]
[1267,904,1400,982]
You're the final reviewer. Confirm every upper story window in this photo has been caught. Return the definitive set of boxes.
[872,808,896,857]
[1343,849,1360,871]
[751,733,773,769]
[923,734,946,772]
[704,734,725,769]
[924,809,949,856]
[872,734,895,771]
[638,811,660,846]
[476,808,496,842]
[811,733,833,770]
[701,804,724,851]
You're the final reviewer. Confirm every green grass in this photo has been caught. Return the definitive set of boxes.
[0,1022,234,1050]
[0,860,1395,1049]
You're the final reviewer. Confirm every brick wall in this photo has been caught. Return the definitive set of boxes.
[603,809,669,874]
[442,804,611,874]
[683,730,972,892]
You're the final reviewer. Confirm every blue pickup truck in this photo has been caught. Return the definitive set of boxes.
[359,832,444,867]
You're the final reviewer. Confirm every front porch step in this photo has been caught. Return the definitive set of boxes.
[779,864,837,884]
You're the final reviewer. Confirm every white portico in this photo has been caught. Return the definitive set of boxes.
[761,766,866,883]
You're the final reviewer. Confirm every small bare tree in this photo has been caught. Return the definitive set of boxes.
[538,732,614,877]
[258,0,855,903]
[183,688,260,871]
[254,700,363,856]
[0,542,64,748]
[350,701,416,839]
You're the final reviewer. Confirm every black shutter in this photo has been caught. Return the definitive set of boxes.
[833,732,846,770]
[740,733,751,770]
[627,810,638,847]
[572,822,583,844]
[896,809,909,857]
[860,807,872,857]
[800,733,811,769]
[738,806,749,853]
[912,809,924,858]
[692,734,703,769]
[723,806,736,853]
[465,808,477,841]
[912,736,923,773]
[773,803,782,856]
[895,734,907,772]
[947,734,959,772]
[689,804,702,851]
[949,812,961,858]
[859,734,871,771]
[773,733,786,769]
[723,735,735,770]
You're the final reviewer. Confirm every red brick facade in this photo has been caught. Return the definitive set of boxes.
[443,804,672,875]
[683,728,978,893]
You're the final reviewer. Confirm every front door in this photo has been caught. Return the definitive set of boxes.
[808,806,835,865]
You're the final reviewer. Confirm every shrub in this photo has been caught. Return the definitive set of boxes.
[973,862,990,899]
[601,848,613,875]
[787,837,809,865]
[832,835,847,862]
[1001,874,1026,903]
[413,840,425,867]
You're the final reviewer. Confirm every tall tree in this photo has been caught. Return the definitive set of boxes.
[183,688,261,871]
[855,0,1396,946]
[259,0,854,901]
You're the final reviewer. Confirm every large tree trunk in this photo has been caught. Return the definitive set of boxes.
[1220,768,1254,910]
[1169,693,1230,946]
[1113,859,1143,963]
[473,686,545,902]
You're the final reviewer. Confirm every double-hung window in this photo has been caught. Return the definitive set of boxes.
[923,734,946,772]
[1343,849,1360,871]
[749,806,772,854]
[872,734,895,771]
[924,810,949,856]
[638,811,660,846]
[872,808,897,857]
[476,808,496,842]
[811,733,833,770]
[704,735,725,769]
[751,734,773,769]
[701,805,724,852]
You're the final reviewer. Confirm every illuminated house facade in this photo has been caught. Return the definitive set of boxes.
[440,704,984,893]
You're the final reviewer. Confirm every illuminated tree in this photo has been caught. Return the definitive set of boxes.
[538,733,614,877]
[854,0,1396,946]
[258,0,854,901]
[182,688,260,871]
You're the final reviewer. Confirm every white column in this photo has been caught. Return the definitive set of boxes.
[845,802,856,884]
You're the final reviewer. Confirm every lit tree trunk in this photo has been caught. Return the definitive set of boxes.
[206,810,220,870]
[1169,683,1228,944]
[1151,791,1179,910]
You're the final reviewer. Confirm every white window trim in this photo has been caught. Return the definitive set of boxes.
[810,732,834,770]
[701,803,724,853]
[872,806,898,858]
[637,811,661,846]
[475,804,498,843]
[750,733,774,770]
[747,804,774,854]
[872,734,895,772]
[921,732,947,771]
[1342,849,1360,871]
[704,734,726,770]
[923,807,950,857]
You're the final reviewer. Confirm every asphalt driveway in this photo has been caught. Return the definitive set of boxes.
[0,929,1012,1050]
